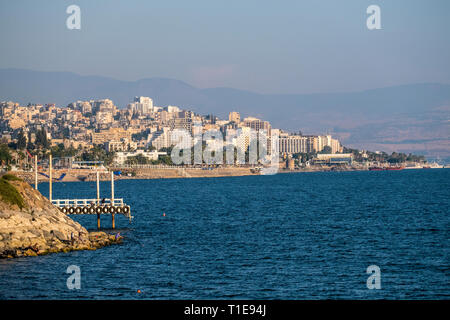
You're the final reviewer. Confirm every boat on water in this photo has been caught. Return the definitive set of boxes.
[369,166,384,171]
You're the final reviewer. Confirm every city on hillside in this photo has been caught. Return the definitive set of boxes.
[0,96,434,174]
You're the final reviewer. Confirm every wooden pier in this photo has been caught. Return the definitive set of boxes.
[36,155,132,229]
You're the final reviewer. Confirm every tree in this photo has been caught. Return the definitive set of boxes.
[159,155,173,165]
[125,154,149,165]
[35,128,50,149]
[319,146,332,154]
[78,145,116,166]
[62,127,71,139]
[17,129,27,150]
[294,152,316,164]
[160,146,174,154]
[0,144,12,166]
[50,143,77,158]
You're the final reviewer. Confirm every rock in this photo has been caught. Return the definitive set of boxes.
[24,249,38,257]
[0,177,122,259]
[42,230,53,240]
[52,230,67,241]
[0,212,12,219]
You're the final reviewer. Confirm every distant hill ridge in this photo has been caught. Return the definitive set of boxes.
[1,68,449,158]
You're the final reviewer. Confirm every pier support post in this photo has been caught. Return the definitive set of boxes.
[34,155,38,190]
[97,171,100,230]
[111,171,115,229]
[49,154,52,202]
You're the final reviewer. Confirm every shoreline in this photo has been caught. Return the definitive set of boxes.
[11,166,362,183]
[10,166,446,184]
[0,231,123,259]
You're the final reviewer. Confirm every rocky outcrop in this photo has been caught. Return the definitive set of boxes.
[0,175,122,259]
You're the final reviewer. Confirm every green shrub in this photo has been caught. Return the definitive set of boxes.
[0,176,26,209]
[1,174,22,181]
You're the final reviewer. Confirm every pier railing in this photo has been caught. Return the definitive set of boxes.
[51,197,132,222]
[51,198,125,207]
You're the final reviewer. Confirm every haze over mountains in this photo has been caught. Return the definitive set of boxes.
[1,68,449,160]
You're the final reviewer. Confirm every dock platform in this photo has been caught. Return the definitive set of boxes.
[51,198,132,221]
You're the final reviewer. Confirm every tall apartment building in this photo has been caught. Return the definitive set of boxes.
[178,110,194,119]
[95,111,114,124]
[128,96,154,115]
[90,99,116,114]
[69,101,92,115]
[304,136,319,153]
[318,135,342,153]
[224,127,254,153]
[279,134,342,154]
[279,135,309,154]
[242,117,271,133]
[147,126,192,150]
[228,111,241,123]
[147,127,172,150]
[330,138,342,154]
[168,117,193,134]
[164,105,181,113]
[91,127,132,145]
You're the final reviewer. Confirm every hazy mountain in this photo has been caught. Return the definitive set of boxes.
[1,68,449,159]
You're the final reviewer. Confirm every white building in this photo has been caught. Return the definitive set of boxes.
[104,138,137,152]
[164,105,181,113]
[318,135,342,154]
[224,127,254,153]
[147,127,173,150]
[114,150,167,165]
[313,153,353,165]
[95,111,114,124]
[128,96,154,115]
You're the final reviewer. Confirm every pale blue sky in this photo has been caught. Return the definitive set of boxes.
[0,0,449,93]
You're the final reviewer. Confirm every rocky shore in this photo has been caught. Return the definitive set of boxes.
[0,174,122,259]
[13,167,260,183]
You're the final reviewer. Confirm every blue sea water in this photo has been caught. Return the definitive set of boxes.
[0,169,449,299]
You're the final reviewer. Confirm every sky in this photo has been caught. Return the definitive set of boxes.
[0,0,449,94]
